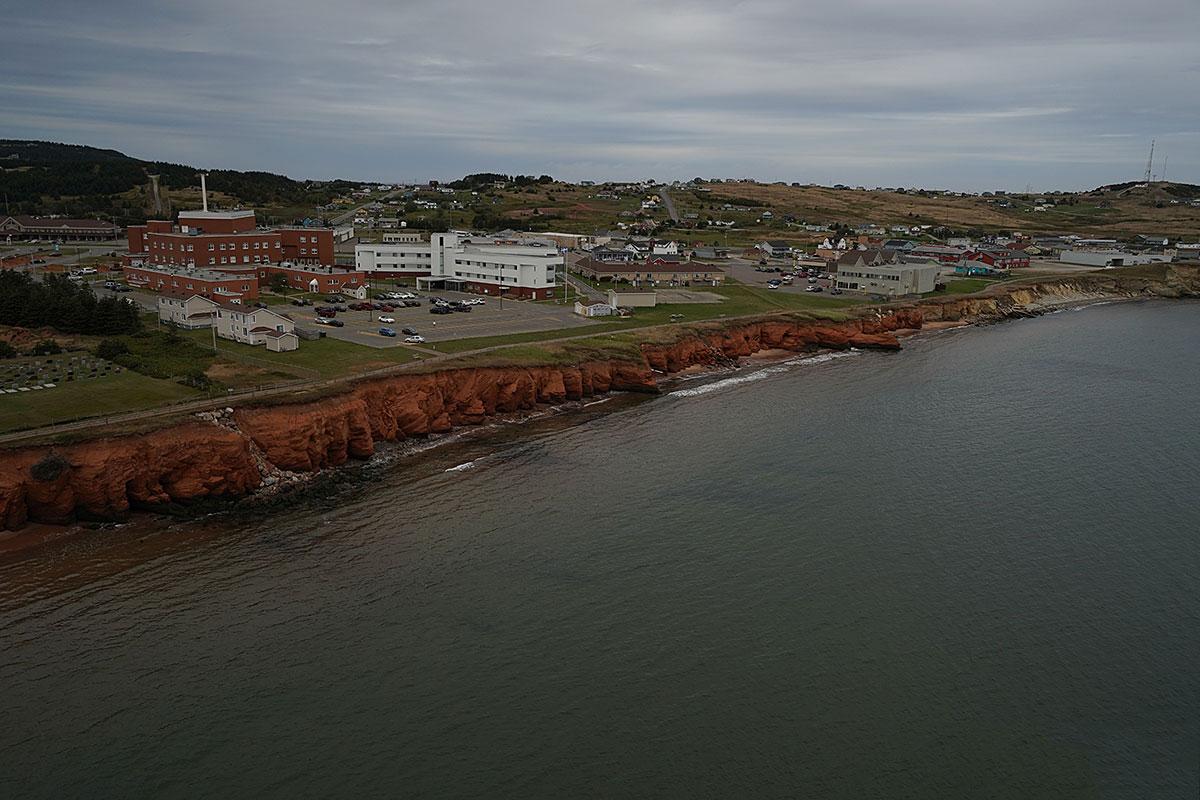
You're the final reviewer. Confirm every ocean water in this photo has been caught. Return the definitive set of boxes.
[1,300,1198,799]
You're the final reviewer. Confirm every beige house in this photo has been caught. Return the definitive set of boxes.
[157,293,217,329]
[213,302,299,352]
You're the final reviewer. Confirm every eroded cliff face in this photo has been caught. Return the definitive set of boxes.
[0,424,261,530]
[1,266,1196,530]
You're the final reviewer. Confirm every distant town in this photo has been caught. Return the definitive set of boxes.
[1,140,1198,436]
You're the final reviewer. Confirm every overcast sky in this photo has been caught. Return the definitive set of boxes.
[3,0,1198,190]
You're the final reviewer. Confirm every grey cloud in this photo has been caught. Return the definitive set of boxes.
[1,0,1196,189]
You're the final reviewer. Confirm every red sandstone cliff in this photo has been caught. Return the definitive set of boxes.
[2,264,1195,531]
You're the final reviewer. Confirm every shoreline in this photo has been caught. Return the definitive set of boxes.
[1,292,1179,558]
[1,266,1197,540]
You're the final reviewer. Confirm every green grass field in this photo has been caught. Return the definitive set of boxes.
[940,278,998,295]
[0,371,199,433]
[173,328,430,378]
[423,281,861,354]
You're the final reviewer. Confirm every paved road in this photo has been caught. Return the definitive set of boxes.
[566,273,605,302]
[659,188,680,223]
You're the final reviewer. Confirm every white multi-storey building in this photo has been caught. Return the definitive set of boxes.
[355,232,561,299]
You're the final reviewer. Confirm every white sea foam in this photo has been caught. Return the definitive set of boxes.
[445,459,480,472]
[670,350,861,398]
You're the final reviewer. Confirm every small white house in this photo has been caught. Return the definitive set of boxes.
[651,240,679,256]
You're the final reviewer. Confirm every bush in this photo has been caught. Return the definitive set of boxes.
[0,341,15,359]
[28,339,62,356]
[180,368,215,391]
[94,338,130,360]
[30,453,71,482]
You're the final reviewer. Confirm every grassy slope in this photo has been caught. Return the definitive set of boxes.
[0,371,198,433]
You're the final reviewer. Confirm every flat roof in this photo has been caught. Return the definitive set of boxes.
[178,210,256,220]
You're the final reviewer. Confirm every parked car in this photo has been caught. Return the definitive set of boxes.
[379,304,396,312]
[404,335,425,344]
[452,304,471,312]
[805,285,823,293]
[378,327,397,337]
[401,327,418,335]
[402,299,421,307]
[253,301,268,309]
[114,285,132,292]
[430,305,452,315]
[830,288,843,295]
[103,280,120,289]
[314,316,344,327]
[378,315,395,323]
[316,307,337,317]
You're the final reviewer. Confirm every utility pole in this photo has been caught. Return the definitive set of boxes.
[1144,140,1155,185]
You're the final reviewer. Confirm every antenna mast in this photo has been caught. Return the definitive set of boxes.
[200,172,209,212]
[1143,140,1155,185]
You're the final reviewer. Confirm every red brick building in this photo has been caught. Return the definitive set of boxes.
[966,248,1030,270]
[125,264,260,303]
[125,210,334,270]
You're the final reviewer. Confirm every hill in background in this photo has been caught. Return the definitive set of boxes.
[0,140,359,226]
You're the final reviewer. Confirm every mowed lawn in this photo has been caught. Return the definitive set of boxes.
[0,371,200,433]
[174,328,432,379]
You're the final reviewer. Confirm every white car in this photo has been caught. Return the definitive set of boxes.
[404,335,425,344]
[378,315,395,323]
[397,292,415,300]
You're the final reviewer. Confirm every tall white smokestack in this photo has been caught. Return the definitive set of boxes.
[200,172,208,212]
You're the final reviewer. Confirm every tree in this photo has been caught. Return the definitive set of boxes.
[268,272,289,293]
[0,341,15,359]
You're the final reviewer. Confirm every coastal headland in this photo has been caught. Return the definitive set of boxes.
[1,264,1196,532]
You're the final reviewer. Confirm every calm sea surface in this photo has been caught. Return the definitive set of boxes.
[1,300,1198,799]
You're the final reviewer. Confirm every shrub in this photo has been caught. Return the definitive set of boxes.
[0,341,15,359]
[94,338,130,361]
[30,453,71,482]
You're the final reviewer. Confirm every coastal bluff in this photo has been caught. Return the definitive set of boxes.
[1,265,1196,530]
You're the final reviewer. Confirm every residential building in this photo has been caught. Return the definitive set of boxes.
[157,292,218,329]
[213,301,299,351]
[590,246,637,263]
[966,248,1029,270]
[909,244,966,263]
[834,262,938,296]
[691,247,730,261]
[757,240,792,258]
[575,256,725,286]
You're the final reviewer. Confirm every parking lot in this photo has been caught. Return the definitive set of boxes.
[290,290,599,348]
[722,257,837,294]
